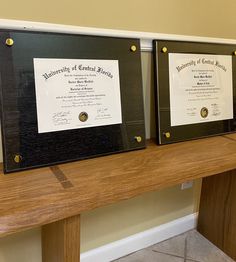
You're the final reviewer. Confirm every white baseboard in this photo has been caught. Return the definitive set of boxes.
[81,212,198,262]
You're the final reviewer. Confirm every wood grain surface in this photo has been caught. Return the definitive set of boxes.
[42,214,80,262]
[198,170,236,260]
[1,134,236,237]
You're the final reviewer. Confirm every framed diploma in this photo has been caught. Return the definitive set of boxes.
[153,40,236,144]
[0,30,145,173]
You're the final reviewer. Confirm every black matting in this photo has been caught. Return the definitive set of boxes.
[0,30,146,173]
[153,40,236,144]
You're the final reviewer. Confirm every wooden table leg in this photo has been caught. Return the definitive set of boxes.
[198,170,236,260]
[42,214,80,262]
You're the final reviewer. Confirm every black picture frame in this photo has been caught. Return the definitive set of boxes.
[153,40,236,144]
[0,30,146,173]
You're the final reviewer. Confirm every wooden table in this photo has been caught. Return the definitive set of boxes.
[0,134,236,261]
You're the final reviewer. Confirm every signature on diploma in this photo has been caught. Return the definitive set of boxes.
[97,107,108,114]
[52,111,71,125]
[96,107,111,119]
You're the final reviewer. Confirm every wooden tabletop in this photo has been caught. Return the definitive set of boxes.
[1,134,236,237]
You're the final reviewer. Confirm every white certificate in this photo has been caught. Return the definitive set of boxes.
[33,58,122,133]
[168,53,233,126]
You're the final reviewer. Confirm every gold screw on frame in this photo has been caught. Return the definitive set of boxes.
[233,51,236,56]
[14,154,22,163]
[134,136,142,143]
[164,132,171,138]
[130,45,137,52]
[5,38,14,46]
[161,47,168,53]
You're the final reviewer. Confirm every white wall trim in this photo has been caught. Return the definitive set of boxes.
[80,212,198,262]
[1,19,236,51]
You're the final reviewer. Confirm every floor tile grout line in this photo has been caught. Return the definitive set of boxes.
[183,234,202,262]
[111,250,138,261]
[184,236,188,262]
[152,247,201,262]
[114,229,233,262]
[186,258,202,262]
[152,249,184,259]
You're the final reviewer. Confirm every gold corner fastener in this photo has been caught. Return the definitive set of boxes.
[5,38,14,46]
[164,132,171,138]
[14,154,22,163]
[134,136,142,143]
[161,47,168,53]
[130,45,137,52]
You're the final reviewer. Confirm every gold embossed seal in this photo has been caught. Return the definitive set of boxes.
[200,107,208,118]
[79,112,88,122]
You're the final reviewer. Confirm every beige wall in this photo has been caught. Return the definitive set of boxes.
[0,0,235,261]
[81,181,201,252]
[0,0,236,39]
[0,229,41,262]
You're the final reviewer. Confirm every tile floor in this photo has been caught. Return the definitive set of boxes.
[113,230,235,262]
